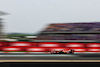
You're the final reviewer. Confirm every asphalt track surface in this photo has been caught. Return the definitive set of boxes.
[0,53,100,60]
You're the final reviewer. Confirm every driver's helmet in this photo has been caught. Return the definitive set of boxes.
[59,50,62,52]
[61,50,63,52]
[71,49,74,51]
[53,50,56,52]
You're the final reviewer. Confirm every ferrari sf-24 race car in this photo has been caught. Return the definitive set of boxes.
[50,48,75,54]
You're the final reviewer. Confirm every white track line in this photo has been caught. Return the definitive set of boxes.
[0,55,78,57]
[0,52,50,53]
[75,52,100,53]
[0,52,100,54]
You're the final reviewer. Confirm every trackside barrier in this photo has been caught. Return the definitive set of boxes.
[38,42,64,47]
[86,43,100,47]
[2,47,25,51]
[8,42,36,47]
[26,47,48,52]
[64,43,85,47]
[85,43,100,52]
[0,42,8,47]
[0,42,100,53]
[87,47,100,52]
[0,47,2,51]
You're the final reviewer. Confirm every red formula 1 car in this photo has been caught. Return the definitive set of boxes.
[50,48,75,54]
